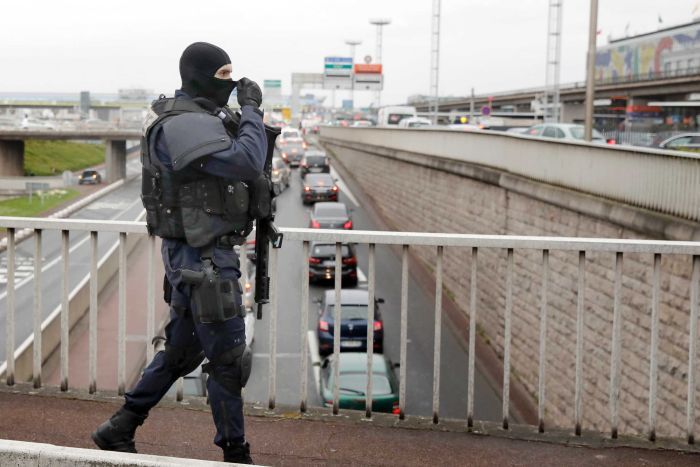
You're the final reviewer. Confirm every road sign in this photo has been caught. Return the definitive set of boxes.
[353,73,383,91]
[324,57,353,77]
[481,106,491,116]
[323,76,353,90]
[364,55,372,64]
[263,80,282,88]
[354,64,382,74]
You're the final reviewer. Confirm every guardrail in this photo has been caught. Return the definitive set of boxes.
[1,217,699,445]
[320,126,700,223]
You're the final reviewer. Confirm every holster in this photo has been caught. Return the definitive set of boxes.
[180,247,242,323]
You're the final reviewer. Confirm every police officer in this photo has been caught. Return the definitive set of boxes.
[91,42,267,464]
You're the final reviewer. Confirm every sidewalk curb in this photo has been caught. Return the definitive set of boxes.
[0,438,245,467]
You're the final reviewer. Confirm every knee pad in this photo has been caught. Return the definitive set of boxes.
[162,341,206,378]
[202,343,252,396]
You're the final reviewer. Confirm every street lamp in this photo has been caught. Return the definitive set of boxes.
[583,0,599,141]
[370,18,391,108]
[345,40,362,110]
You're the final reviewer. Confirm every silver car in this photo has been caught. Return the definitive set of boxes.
[526,123,609,144]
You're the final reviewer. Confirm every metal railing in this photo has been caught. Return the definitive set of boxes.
[1,217,700,445]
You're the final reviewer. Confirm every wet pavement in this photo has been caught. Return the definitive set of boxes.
[0,387,699,466]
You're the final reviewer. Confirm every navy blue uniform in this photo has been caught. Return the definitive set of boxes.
[124,90,267,448]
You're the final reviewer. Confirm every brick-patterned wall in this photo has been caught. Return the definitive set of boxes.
[326,142,698,439]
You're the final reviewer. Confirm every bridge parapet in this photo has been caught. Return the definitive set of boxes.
[320,126,700,225]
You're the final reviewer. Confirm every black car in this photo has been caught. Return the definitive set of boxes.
[317,289,384,356]
[78,169,102,185]
[278,140,305,167]
[308,241,358,286]
[309,202,352,229]
[302,173,339,204]
[300,151,330,177]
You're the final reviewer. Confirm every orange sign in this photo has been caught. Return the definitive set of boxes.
[354,64,382,74]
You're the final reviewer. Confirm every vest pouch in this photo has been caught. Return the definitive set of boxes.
[248,174,272,220]
[140,168,160,235]
[222,181,249,224]
[179,179,226,247]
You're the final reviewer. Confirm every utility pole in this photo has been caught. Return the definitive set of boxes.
[370,18,391,108]
[345,39,362,110]
[584,0,599,141]
[430,0,442,125]
[544,0,563,123]
[469,87,475,125]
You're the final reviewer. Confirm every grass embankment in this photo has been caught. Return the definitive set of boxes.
[25,140,104,176]
[0,188,80,217]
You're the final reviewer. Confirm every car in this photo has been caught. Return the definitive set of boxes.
[300,150,330,178]
[316,289,384,356]
[302,173,339,204]
[398,117,431,128]
[308,241,358,285]
[658,133,700,151]
[351,120,373,127]
[525,123,610,144]
[505,127,529,134]
[278,139,305,167]
[78,169,102,185]
[319,353,399,413]
[309,202,352,229]
[271,157,291,195]
[280,127,303,142]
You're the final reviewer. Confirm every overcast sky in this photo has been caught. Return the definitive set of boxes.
[1,0,698,106]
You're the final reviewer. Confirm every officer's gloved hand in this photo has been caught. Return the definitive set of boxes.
[236,77,262,109]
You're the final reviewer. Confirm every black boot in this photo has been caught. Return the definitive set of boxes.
[223,441,253,464]
[91,406,147,453]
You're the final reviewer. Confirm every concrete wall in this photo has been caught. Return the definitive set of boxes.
[320,129,700,439]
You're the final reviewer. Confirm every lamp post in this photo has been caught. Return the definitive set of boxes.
[346,39,362,110]
[370,18,391,108]
[583,0,599,141]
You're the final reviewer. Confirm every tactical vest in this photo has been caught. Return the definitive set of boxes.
[140,96,254,247]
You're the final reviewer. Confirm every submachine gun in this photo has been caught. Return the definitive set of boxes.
[253,124,283,319]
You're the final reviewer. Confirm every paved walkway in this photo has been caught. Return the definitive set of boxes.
[0,388,698,466]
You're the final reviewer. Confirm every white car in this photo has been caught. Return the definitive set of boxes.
[398,117,431,128]
[525,123,610,145]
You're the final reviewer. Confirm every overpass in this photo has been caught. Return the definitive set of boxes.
[1,129,700,464]
[0,129,141,182]
[412,69,700,123]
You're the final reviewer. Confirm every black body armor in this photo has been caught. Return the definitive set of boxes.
[140,97,256,247]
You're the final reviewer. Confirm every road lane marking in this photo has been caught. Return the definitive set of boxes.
[0,196,144,302]
[307,330,322,396]
[356,267,367,283]
[330,167,360,208]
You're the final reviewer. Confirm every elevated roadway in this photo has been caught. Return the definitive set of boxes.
[0,129,140,182]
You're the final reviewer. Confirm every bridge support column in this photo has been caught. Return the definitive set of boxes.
[105,140,127,183]
[0,140,25,176]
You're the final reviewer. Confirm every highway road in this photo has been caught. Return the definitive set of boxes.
[0,157,143,363]
[243,142,505,423]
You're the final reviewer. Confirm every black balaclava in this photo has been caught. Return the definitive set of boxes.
[179,42,236,107]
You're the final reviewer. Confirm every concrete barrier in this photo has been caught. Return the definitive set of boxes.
[0,439,243,466]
